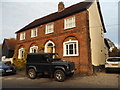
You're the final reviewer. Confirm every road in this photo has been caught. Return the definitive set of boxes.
[1,72,119,88]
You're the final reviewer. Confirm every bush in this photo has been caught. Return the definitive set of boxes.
[12,48,28,71]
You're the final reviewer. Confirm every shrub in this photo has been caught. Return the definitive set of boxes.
[12,48,28,71]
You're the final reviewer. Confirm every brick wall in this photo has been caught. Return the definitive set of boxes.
[16,10,93,74]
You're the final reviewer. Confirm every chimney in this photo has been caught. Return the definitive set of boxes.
[58,2,65,12]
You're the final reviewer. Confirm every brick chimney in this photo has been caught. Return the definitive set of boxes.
[58,2,65,12]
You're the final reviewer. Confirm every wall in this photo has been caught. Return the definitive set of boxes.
[16,11,92,74]
[88,1,107,66]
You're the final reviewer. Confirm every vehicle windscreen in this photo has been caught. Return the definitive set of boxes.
[0,62,6,66]
[107,58,120,62]
[49,54,61,60]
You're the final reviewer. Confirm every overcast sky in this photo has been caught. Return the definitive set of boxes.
[0,0,119,47]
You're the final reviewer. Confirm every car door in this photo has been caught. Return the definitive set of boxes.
[40,55,52,75]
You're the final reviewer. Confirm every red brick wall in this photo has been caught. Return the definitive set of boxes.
[109,52,120,57]
[16,10,93,74]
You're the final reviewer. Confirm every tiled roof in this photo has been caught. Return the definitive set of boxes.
[4,38,17,50]
[16,0,106,33]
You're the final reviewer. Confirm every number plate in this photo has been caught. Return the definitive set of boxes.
[112,64,118,66]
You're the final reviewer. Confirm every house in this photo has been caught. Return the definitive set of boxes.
[15,0,107,74]
[2,38,17,63]
[104,38,110,58]
[92,38,110,71]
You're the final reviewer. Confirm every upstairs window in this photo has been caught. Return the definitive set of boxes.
[63,40,78,56]
[30,46,38,53]
[45,23,54,34]
[31,28,38,38]
[20,32,25,40]
[64,16,76,29]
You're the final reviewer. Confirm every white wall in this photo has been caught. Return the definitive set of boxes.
[1,56,13,64]
[88,1,107,66]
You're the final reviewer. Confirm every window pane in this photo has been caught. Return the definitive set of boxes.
[69,44,73,49]
[48,43,53,46]
[69,44,73,54]
[69,50,73,54]
[34,49,37,53]
[66,45,68,55]
[74,44,77,54]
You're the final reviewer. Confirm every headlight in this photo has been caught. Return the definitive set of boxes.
[66,66,69,70]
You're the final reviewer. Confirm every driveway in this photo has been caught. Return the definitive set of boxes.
[1,71,120,88]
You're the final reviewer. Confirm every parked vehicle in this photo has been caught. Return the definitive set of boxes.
[26,53,75,82]
[0,61,16,75]
[105,57,120,73]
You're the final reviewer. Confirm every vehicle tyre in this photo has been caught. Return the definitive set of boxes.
[105,68,109,73]
[28,69,37,79]
[54,70,66,82]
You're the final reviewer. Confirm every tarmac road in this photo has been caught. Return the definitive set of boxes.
[1,71,119,88]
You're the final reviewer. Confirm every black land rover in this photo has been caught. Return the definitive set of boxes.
[26,53,75,82]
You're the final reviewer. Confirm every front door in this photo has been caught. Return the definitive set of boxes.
[47,47,53,53]
[46,43,54,53]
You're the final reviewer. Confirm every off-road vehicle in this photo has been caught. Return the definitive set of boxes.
[26,53,75,82]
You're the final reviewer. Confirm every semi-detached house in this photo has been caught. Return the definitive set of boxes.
[15,0,108,74]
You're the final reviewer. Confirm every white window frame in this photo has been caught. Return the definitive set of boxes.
[30,46,38,53]
[31,28,38,38]
[64,16,76,30]
[44,40,55,53]
[18,48,25,59]
[20,32,26,40]
[45,23,54,34]
[63,40,79,56]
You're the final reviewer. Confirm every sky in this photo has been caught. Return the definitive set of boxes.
[0,0,119,47]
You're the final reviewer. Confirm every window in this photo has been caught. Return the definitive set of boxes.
[64,16,76,29]
[63,40,78,56]
[31,28,38,38]
[20,32,25,40]
[45,23,54,34]
[18,48,25,59]
[44,40,55,53]
[30,46,38,53]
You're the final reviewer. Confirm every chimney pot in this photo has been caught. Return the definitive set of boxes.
[58,2,65,12]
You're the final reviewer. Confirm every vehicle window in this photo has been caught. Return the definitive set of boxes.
[107,58,120,62]
[41,55,50,63]
[5,62,11,66]
[52,54,60,59]
[49,53,60,60]
[0,62,6,66]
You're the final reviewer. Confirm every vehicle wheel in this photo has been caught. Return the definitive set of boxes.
[105,68,109,73]
[28,69,37,79]
[54,70,66,82]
